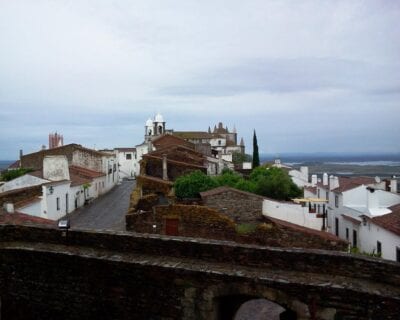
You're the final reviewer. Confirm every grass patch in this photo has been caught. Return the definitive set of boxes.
[236,223,257,235]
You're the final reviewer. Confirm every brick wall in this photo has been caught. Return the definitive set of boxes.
[201,187,264,222]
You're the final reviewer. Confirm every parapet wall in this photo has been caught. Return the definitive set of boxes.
[0,224,399,287]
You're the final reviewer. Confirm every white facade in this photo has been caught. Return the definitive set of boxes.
[315,175,400,261]
[262,199,323,230]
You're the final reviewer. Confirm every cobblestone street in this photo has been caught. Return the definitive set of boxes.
[66,180,135,231]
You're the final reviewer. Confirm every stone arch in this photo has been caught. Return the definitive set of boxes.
[187,283,308,320]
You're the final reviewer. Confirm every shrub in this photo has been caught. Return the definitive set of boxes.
[174,171,218,199]
[0,168,33,181]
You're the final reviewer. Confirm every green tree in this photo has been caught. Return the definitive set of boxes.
[174,170,218,199]
[252,130,260,169]
[253,167,302,201]
[214,169,242,187]
[232,151,252,165]
[0,168,33,182]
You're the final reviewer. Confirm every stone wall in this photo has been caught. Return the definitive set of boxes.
[201,187,264,222]
[0,225,399,320]
[126,204,347,251]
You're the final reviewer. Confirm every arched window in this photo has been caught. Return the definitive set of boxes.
[158,125,163,134]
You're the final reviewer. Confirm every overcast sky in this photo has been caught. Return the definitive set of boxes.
[1,0,399,160]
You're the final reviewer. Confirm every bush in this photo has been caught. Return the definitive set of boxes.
[214,169,242,187]
[174,171,218,199]
[0,168,33,181]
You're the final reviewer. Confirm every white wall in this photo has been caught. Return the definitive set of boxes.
[117,151,136,179]
[134,143,149,176]
[289,168,310,187]
[360,222,400,261]
[41,182,71,220]
[262,199,323,230]
[0,174,48,193]
[43,156,70,181]
[18,200,42,217]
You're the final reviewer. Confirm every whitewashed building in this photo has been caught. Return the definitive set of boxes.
[2,145,119,221]
[310,174,400,261]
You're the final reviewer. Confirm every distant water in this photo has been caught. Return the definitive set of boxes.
[328,161,400,166]
[0,160,14,171]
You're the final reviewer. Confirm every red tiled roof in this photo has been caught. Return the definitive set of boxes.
[14,196,41,209]
[173,131,214,140]
[371,203,400,236]
[200,186,266,200]
[8,160,20,169]
[333,176,375,193]
[0,211,55,226]
[317,176,375,193]
[152,134,195,150]
[304,186,317,194]
[69,165,105,179]
[264,216,345,242]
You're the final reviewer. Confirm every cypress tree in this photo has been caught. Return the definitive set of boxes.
[252,129,260,168]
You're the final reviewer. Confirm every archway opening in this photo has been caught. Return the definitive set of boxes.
[215,295,296,320]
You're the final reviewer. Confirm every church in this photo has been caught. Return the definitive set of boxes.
[133,113,246,176]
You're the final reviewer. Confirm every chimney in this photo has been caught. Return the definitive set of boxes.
[390,179,398,193]
[300,166,308,179]
[162,154,168,181]
[329,175,339,190]
[367,187,379,214]
[323,173,328,186]
[218,150,223,174]
[311,174,317,186]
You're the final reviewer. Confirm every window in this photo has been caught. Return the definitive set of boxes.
[126,153,132,160]
[345,228,349,240]
[397,247,400,263]
[335,195,339,208]
[335,218,339,236]
[325,191,329,200]
[56,197,60,211]
[353,230,357,248]
[218,140,221,145]
[317,189,320,198]
[377,241,382,255]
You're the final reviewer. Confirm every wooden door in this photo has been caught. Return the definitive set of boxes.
[165,218,179,236]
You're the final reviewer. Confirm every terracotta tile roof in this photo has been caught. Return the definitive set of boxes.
[152,134,195,150]
[173,131,214,140]
[264,216,345,242]
[317,176,375,193]
[0,211,55,226]
[8,160,20,169]
[14,196,41,209]
[333,176,375,193]
[200,186,266,200]
[69,172,91,187]
[304,186,317,194]
[144,154,207,169]
[69,165,105,179]
[371,203,400,236]
[137,175,173,186]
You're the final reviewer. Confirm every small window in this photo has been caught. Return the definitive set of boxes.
[397,247,400,263]
[325,191,329,200]
[56,197,60,211]
[218,140,221,145]
[317,189,320,198]
[335,195,339,208]
[345,228,349,240]
[126,153,132,160]
[377,241,382,255]
[353,230,357,248]
[335,218,339,236]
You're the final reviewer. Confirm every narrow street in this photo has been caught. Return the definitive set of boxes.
[66,180,135,231]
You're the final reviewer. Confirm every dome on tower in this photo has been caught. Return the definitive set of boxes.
[146,118,153,127]
[154,113,164,123]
